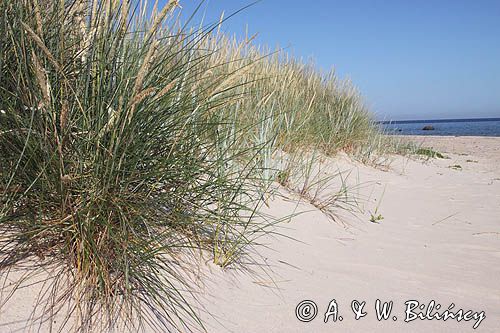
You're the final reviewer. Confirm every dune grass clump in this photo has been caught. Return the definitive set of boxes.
[416,147,446,159]
[0,1,274,331]
[199,33,391,209]
[0,0,392,331]
[200,32,383,157]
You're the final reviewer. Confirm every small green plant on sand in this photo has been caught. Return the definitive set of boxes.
[415,147,446,159]
[387,139,447,160]
[369,185,385,223]
[369,211,384,223]
[449,164,463,170]
[276,169,292,187]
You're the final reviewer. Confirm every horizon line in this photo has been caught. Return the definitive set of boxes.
[377,117,500,124]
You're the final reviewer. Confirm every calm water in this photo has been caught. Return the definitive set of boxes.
[380,118,500,137]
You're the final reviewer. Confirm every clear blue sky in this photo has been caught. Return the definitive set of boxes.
[166,0,500,120]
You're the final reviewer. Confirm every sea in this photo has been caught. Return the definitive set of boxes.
[379,118,500,137]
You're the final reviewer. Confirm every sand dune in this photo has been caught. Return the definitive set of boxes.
[197,136,500,332]
[1,136,499,332]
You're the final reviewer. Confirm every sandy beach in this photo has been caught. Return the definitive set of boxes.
[1,136,499,332]
[2,1,499,332]
[194,135,500,332]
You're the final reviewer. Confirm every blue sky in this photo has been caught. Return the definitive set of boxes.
[167,0,500,120]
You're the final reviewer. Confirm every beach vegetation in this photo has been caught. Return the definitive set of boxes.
[415,147,446,159]
[0,0,390,331]
[369,212,384,223]
[449,164,463,170]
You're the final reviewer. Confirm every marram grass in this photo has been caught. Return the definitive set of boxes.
[0,0,274,331]
[0,0,388,332]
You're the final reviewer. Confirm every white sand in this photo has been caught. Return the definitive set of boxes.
[1,136,499,332]
[197,136,500,332]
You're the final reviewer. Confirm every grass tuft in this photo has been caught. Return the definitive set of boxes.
[415,147,446,159]
[0,1,274,331]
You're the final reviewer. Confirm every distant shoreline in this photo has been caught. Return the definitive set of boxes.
[384,133,500,139]
[386,133,500,137]
[379,118,500,137]
[377,117,500,124]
